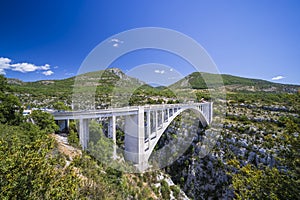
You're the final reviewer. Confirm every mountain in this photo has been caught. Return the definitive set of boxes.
[9,69,299,96]
[7,68,299,108]
[171,72,299,93]
[9,68,143,96]
[8,68,147,108]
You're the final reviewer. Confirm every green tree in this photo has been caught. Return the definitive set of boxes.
[88,120,114,162]
[67,121,79,146]
[53,101,71,111]
[0,75,23,125]
[30,110,59,133]
[0,123,82,199]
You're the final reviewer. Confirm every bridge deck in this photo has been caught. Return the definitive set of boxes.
[52,102,211,120]
[52,102,210,120]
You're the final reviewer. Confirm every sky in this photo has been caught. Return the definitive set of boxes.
[0,0,299,85]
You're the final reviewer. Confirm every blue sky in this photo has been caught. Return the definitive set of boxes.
[0,0,299,85]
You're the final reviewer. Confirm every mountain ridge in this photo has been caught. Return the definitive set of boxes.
[7,69,299,87]
[7,68,299,98]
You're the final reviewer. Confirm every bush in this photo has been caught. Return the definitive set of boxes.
[170,185,180,198]
[160,180,170,199]
[30,110,59,133]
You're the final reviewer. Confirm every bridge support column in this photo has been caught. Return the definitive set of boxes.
[108,115,117,159]
[146,111,151,139]
[79,118,89,150]
[166,108,169,121]
[210,102,213,124]
[161,109,164,125]
[124,106,147,171]
[155,111,158,135]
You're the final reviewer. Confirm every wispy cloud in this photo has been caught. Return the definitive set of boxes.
[65,72,75,76]
[42,70,54,76]
[154,69,165,74]
[110,38,124,48]
[271,75,285,81]
[0,57,54,76]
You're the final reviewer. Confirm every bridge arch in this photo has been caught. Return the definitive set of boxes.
[144,106,209,161]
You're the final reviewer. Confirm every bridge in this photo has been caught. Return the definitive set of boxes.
[53,102,213,171]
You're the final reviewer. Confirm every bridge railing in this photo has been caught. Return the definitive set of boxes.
[52,102,213,125]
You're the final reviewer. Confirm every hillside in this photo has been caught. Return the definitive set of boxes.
[8,68,142,97]
[9,69,299,105]
[8,68,180,108]
[171,72,299,93]
[8,68,299,109]
[8,68,147,108]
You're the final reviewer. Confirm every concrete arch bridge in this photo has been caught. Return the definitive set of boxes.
[53,102,213,170]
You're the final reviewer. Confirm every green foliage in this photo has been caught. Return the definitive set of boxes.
[227,91,300,108]
[0,75,23,125]
[230,115,300,200]
[30,110,59,133]
[170,185,180,198]
[160,180,171,199]
[68,129,79,147]
[175,71,298,91]
[73,154,132,199]
[52,101,70,111]
[88,120,114,162]
[0,123,81,199]
[231,164,299,200]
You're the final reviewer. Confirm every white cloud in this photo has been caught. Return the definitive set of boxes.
[110,38,124,47]
[154,69,165,74]
[0,57,54,76]
[111,38,123,43]
[10,63,50,73]
[170,68,173,72]
[0,57,12,74]
[42,70,54,76]
[271,75,285,81]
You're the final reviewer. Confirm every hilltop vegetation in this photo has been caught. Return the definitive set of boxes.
[172,71,299,92]
[8,68,299,109]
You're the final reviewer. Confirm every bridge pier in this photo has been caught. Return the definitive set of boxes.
[209,102,213,123]
[79,118,89,149]
[124,107,148,171]
[108,115,117,159]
